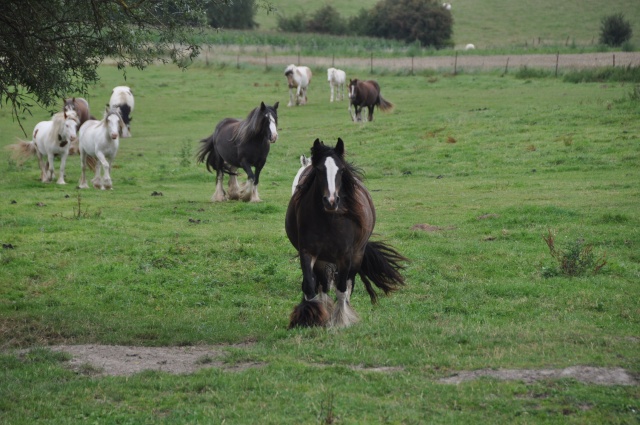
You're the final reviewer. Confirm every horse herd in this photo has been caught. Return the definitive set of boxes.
[197,64,405,328]
[9,86,134,190]
[8,67,406,329]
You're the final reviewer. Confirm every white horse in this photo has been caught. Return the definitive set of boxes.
[291,154,312,195]
[464,43,476,50]
[109,86,134,138]
[442,3,452,10]
[327,67,346,102]
[8,111,79,184]
[78,107,126,190]
[284,64,312,107]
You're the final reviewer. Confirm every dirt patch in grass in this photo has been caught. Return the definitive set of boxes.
[42,344,263,376]
[440,366,638,386]
[14,345,639,385]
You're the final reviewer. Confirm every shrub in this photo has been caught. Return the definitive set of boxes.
[207,0,257,29]
[276,11,309,33]
[307,5,347,35]
[542,230,606,277]
[599,13,633,47]
[367,0,453,48]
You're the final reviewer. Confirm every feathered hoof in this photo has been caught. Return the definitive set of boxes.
[289,299,329,329]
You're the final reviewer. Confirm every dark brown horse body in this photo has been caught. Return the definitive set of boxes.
[348,79,394,122]
[286,138,406,328]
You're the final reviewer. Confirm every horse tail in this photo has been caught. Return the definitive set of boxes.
[196,133,217,173]
[358,240,407,304]
[6,140,37,162]
[377,95,394,113]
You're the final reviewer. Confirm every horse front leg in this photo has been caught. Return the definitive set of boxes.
[330,83,334,102]
[94,151,111,190]
[287,86,295,107]
[329,265,359,328]
[289,252,329,328]
[56,151,68,185]
[239,160,261,202]
[367,106,375,122]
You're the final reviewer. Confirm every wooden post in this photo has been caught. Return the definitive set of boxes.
[555,52,559,77]
[370,52,373,73]
[504,57,510,75]
[332,54,335,67]
[297,52,300,65]
[265,53,268,71]
[613,54,616,67]
[237,54,240,69]
[411,56,414,75]
[454,52,458,75]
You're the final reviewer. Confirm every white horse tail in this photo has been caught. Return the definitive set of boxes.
[6,139,37,162]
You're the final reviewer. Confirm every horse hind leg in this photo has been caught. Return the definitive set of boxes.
[212,170,227,202]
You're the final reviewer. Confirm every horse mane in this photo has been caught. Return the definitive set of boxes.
[232,105,269,145]
[293,139,364,217]
[51,112,70,136]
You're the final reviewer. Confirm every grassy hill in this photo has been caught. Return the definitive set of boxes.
[255,0,640,49]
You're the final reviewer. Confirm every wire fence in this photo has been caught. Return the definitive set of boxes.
[201,47,640,75]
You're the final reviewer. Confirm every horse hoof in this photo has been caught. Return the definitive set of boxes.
[288,300,329,328]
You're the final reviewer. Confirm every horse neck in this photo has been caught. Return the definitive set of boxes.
[51,113,67,138]
[235,111,267,144]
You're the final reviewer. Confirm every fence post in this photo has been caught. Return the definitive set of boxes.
[298,52,300,66]
[454,52,458,75]
[555,52,559,77]
[504,57,510,75]
[265,53,268,71]
[411,56,414,75]
[370,52,373,73]
[613,54,616,67]
[237,54,240,69]
[332,54,335,67]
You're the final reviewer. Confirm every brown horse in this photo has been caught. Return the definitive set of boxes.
[348,79,394,122]
[285,138,407,328]
[63,97,92,129]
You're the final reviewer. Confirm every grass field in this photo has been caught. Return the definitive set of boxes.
[1,62,639,423]
[255,0,640,49]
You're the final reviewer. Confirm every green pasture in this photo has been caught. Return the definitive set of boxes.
[1,62,639,423]
[255,0,640,49]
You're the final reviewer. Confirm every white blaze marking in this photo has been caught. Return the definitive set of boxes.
[268,113,278,141]
[325,157,338,203]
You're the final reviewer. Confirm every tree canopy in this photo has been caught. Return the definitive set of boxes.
[0,0,244,130]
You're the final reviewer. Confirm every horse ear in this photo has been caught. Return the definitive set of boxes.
[260,101,266,111]
[273,101,279,110]
[336,138,345,156]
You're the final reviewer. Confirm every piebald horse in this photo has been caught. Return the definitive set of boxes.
[286,138,407,328]
[284,64,312,106]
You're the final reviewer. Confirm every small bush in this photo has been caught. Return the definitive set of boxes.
[599,13,633,47]
[542,230,606,277]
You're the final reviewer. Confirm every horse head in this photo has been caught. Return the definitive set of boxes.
[260,101,279,143]
[311,138,347,212]
[348,79,359,100]
[104,106,123,140]
[61,110,79,146]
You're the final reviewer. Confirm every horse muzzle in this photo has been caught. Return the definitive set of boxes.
[322,195,340,212]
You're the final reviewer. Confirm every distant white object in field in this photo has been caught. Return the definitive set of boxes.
[327,67,346,102]
[291,155,311,195]
[464,43,476,51]
[442,3,452,10]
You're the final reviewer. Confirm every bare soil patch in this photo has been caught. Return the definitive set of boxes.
[440,366,638,386]
[15,345,638,386]
[39,344,263,376]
